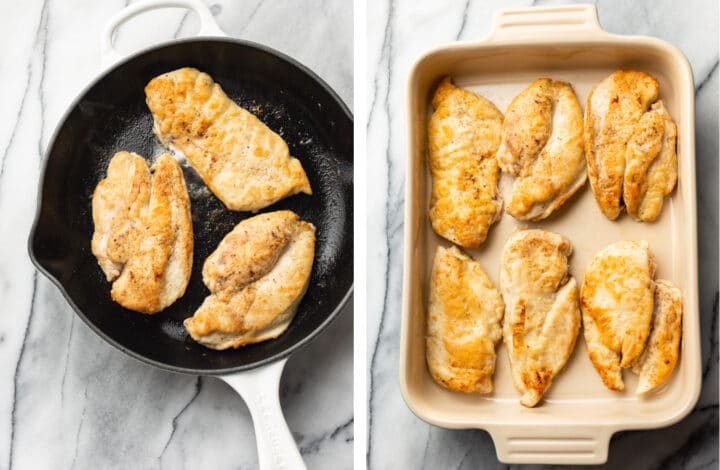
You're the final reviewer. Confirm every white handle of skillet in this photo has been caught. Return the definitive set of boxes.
[219,358,307,470]
[100,0,226,69]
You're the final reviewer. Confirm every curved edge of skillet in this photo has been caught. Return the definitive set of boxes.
[28,38,353,374]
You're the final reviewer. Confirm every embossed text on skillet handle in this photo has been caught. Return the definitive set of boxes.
[220,358,307,470]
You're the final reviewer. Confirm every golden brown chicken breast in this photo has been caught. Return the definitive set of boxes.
[184,210,315,350]
[145,68,311,212]
[426,246,504,393]
[580,240,655,391]
[585,70,677,221]
[585,70,660,220]
[497,78,586,220]
[428,77,503,248]
[92,152,193,314]
[632,279,683,394]
[91,151,150,281]
[500,230,580,407]
[623,101,678,221]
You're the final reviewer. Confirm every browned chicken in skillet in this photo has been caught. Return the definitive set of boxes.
[146,67,312,212]
[184,210,315,350]
[92,152,193,314]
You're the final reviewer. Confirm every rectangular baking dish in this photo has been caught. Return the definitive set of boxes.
[400,4,701,465]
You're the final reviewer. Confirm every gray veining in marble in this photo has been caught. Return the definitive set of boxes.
[367,0,718,468]
[0,1,352,469]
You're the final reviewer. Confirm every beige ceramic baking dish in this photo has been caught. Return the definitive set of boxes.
[400,4,701,465]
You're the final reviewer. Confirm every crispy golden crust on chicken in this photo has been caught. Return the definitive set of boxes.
[428,77,503,248]
[585,70,660,220]
[623,101,678,221]
[184,211,315,350]
[145,67,311,212]
[91,151,151,281]
[497,78,586,220]
[92,152,193,314]
[581,240,655,390]
[500,230,580,407]
[581,306,624,391]
[632,280,683,394]
[426,246,504,393]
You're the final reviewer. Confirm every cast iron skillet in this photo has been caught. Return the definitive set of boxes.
[27,1,351,468]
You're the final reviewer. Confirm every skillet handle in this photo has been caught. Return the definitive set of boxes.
[100,0,226,69]
[218,358,307,470]
[487,4,604,42]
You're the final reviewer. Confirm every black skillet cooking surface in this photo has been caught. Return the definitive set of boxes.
[29,39,353,374]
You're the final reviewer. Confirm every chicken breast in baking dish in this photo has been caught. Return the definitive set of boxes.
[500,230,580,407]
[428,76,503,248]
[426,245,504,393]
[497,78,586,220]
[145,67,312,212]
[580,240,656,391]
[92,152,193,314]
[632,279,683,394]
[623,101,678,222]
[585,70,677,220]
[184,210,315,350]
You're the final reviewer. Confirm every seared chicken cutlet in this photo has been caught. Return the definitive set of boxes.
[632,279,683,394]
[500,230,580,407]
[92,152,193,314]
[184,210,315,350]
[497,78,586,220]
[585,70,677,220]
[580,240,655,391]
[427,246,504,393]
[145,67,311,212]
[585,70,659,219]
[91,151,150,281]
[428,77,503,248]
[623,101,678,221]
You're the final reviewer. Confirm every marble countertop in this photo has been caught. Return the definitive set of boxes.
[367,0,718,468]
[0,1,352,469]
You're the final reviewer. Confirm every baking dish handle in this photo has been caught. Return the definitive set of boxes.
[487,4,604,42]
[100,0,226,69]
[488,425,613,465]
[219,358,307,470]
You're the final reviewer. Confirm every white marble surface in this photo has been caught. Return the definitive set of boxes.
[367,0,718,468]
[0,1,352,469]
